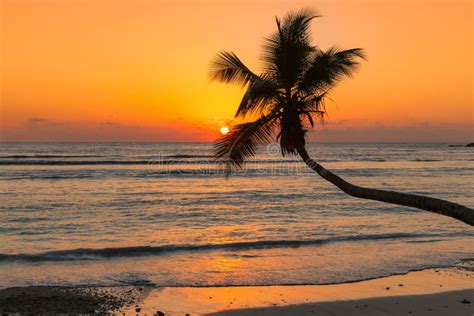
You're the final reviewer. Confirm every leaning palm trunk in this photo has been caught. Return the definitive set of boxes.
[297,147,474,226]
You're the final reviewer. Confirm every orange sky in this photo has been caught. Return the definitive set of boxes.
[1,0,472,142]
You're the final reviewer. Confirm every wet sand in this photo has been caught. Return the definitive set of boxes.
[131,267,473,315]
[0,267,472,315]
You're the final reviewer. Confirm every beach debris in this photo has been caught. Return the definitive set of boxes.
[385,287,390,290]
[459,299,471,304]
[156,310,165,316]
[398,284,403,287]
[135,306,141,313]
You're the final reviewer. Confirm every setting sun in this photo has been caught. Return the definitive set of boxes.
[220,126,229,135]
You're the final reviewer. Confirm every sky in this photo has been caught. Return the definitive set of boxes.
[1,0,472,142]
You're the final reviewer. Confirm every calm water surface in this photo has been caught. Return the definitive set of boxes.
[0,142,473,288]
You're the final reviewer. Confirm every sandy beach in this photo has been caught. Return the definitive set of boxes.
[131,266,474,315]
[0,266,472,315]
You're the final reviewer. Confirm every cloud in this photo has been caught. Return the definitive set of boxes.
[26,117,48,124]
[1,118,213,142]
[25,117,62,127]
[308,120,473,142]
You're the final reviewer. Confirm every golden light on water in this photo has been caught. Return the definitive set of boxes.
[220,126,229,135]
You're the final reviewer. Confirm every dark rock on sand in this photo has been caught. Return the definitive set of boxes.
[466,143,474,147]
[0,286,141,314]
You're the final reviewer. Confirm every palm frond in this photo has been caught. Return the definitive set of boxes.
[280,9,319,45]
[301,111,314,127]
[298,91,327,113]
[298,47,366,93]
[261,9,319,87]
[209,51,259,86]
[235,74,281,118]
[214,114,278,174]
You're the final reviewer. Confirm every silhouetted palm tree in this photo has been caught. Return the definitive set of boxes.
[210,9,473,225]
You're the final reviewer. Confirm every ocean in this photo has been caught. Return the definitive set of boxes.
[0,142,472,288]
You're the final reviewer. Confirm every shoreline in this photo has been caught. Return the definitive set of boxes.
[131,267,473,315]
[0,266,472,315]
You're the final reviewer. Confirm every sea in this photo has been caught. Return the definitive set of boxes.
[0,142,473,289]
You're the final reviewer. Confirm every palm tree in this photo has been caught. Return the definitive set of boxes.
[210,9,474,226]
